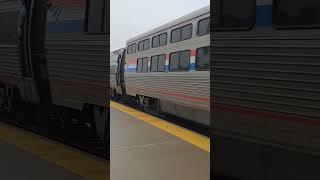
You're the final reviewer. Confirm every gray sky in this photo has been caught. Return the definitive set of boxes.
[111,0,210,51]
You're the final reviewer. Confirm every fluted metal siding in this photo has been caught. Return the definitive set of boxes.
[124,9,210,125]
[212,29,320,154]
[46,34,108,109]
[0,1,22,83]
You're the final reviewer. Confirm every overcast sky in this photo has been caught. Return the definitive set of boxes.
[111,0,210,51]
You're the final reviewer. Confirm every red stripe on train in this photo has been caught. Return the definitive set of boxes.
[215,103,320,126]
[127,85,209,102]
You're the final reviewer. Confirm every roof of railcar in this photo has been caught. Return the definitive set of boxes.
[126,5,210,44]
[110,47,125,56]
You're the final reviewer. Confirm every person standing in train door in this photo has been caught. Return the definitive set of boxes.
[17,0,28,43]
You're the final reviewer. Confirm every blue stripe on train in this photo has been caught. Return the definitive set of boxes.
[256,5,273,27]
[124,63,196,73]
[47,20,84,33]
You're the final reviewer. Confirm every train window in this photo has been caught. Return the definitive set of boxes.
[137,58,143,72]
[144,39,150,50]
[138,41,144,51]
[127,46,131,54]
[127,43,136,54]
[169,50,190,71]
[198,17,210,36]
[158,55,166,71]
[151,54,166,72]
[151,56,159,72]
[213,0,256,30]
[132,43,136,53]
[86,0,106,33]
[171,24,192,43]
[152,36,160,48]
[181,24,192,40]
[142,57,149,72]
[137,57,148,72]
[274,0,320,29]
[103,0,109,33]
[196,46,210,70]
[179,51,191,70]
[152,33,167,48]
[138,39,149,51]
[170,53,180,71]
[159,33,167,46]
[171,28,181,43]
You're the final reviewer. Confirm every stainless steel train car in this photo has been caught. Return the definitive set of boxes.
[0,0,109,145]
[111,5,210,126]
[212,0,320,179]
[110,47,125,100]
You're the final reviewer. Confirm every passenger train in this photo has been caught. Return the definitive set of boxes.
[212,0,320,179]
[0,0,109,147]
[110,5,210,126]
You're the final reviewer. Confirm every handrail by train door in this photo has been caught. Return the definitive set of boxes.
[19,0,34,78]
[120,50,126,96]
[116,54,121,86]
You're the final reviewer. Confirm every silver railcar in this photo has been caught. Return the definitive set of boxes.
[112,6,210,126]
[0,0,109,145]
[212,0,320,179]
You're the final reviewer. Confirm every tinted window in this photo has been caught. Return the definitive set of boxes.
[170,53,180,71]
[274,0,320,29]
[151,56,158,72]
[181,24,192,40]
[171,24,192,43]
[214,0,255,30]
[132,43,136,53]
[127,44,136,54]
[198,17,210,35]
[142,57,148,72]
[144,39,150,50]
[171,28,181,43]
[127,45,131,54]
[170,50,190,71]
[103,0,109,33]
[87,0,104,33]
[158,55,166,71]
[137,59,143,72]
[151,55,166,72]
[152,33,167,48]
[179,51,190,70]
[138,41,144,51]
[152,36,160,48]
[196,46,210,70]
[159,33,167,46]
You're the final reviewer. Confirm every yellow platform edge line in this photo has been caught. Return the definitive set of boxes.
[0,123,109,180]
[110,101,210,152]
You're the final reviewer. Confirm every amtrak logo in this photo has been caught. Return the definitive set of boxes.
[47,1,63,23]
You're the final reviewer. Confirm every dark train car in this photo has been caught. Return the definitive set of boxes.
[212,0,320,179]
[0,0,109,146]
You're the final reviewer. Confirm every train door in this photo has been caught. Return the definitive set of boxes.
[116,54,121,87]
[19,0,33,78]
[119,50,126,96]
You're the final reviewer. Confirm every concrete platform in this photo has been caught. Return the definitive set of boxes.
[0,140,85,180]
[0,122,109,180]
[110,105,210,180]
